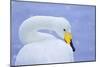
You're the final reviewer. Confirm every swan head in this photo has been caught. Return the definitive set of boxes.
[52,17,75,52]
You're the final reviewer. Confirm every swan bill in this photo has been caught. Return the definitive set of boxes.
[64,32,75,52]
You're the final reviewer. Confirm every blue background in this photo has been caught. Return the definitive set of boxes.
[11,1,96,65]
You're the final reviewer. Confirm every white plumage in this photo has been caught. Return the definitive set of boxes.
[15,16,74,65]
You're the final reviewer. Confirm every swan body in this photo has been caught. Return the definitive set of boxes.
[15,16,74,65]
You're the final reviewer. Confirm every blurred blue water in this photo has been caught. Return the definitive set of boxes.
[11,1,96,65]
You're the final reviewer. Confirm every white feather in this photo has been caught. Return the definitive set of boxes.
[15,16,74,65]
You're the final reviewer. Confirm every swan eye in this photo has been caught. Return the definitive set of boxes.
[63,29,66,31]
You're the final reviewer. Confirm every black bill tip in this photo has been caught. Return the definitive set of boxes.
[70,40,75,52]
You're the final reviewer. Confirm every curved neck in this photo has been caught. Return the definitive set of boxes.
[19,16,57,44]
